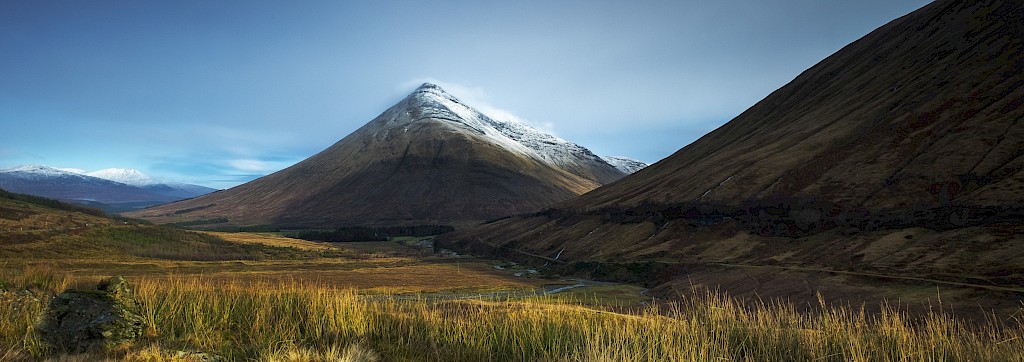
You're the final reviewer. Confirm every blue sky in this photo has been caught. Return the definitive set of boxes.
[0,0,932,189]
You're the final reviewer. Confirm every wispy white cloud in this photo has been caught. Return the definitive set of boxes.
[226,159,287,173]
[56,167,86,174]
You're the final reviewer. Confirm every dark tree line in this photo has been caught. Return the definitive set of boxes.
[533,197,1024,238]
[166,217,229,228]
[288,224,455,242]
[0,188,107,217]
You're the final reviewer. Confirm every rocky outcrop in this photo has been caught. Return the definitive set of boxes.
[38,276,147,353]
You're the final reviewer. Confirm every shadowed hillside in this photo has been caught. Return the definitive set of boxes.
[440,0,1024,315]
[573,0,1023,210]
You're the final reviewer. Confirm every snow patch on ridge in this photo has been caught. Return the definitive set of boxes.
[697,175,734,200]
[86,168,160,187]
[601,156,648,174]
[394,83,614,170]
[1,165,87,179]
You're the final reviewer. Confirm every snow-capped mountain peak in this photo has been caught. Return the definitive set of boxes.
[394,83,616,175]
[86,168,160,187]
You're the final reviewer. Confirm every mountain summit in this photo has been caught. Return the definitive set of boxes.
[129,83,627,227]
[365,83,625,184]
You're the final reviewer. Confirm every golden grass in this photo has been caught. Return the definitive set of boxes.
[1,257,535,297]
[0,225,540,296]
[205,232,333,251]
[3,267,1023,361]
[2,220,1021,360]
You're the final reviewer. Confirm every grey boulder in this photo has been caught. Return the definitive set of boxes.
[38,276,147,353]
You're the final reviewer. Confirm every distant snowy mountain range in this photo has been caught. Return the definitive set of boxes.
[0,165,217,212]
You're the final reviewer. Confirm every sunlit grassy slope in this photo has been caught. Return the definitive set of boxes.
[0,192,535,293]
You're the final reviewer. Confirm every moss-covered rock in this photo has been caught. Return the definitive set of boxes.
[38,276,146,353]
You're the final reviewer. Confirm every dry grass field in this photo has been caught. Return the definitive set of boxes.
[1,228,541,295]
[3,196,1024,360]
[4,227,1024,361]
[3,267,1023,361]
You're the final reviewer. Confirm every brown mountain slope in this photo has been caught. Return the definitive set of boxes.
[573,0,1023,211]
[440,0,1024,314]
[128,84,625,227]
